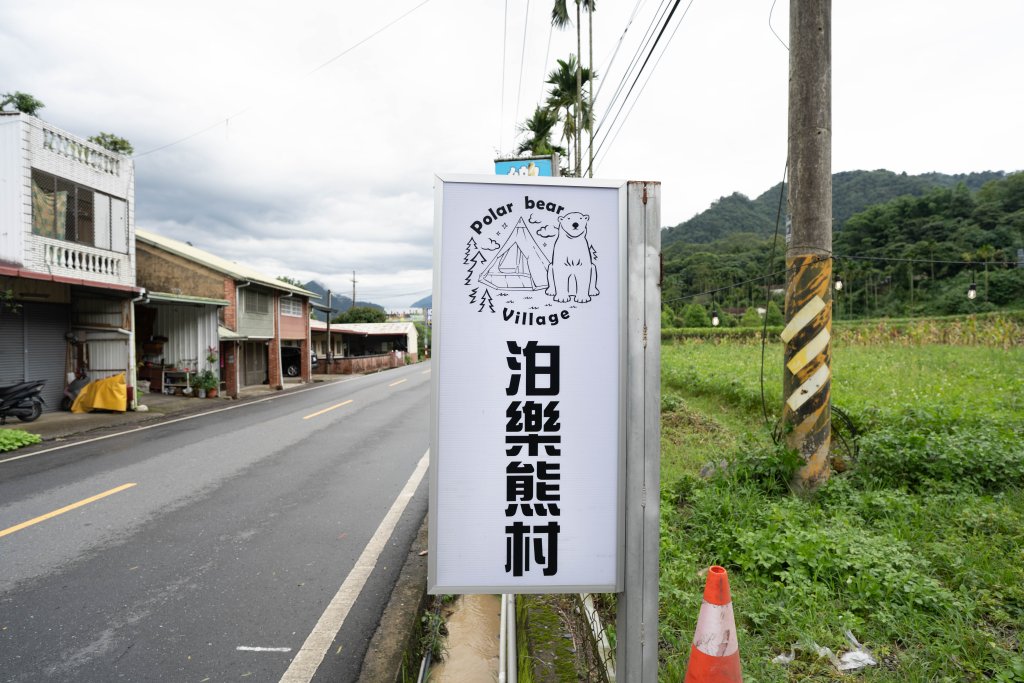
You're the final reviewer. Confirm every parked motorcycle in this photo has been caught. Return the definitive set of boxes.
[61,371,89,411]
[0,379,46,425]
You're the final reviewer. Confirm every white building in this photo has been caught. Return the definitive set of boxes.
[0,112,139,410]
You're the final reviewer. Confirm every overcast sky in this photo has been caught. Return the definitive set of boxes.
[3,1,1021,309]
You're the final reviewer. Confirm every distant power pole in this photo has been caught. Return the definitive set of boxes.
[350,271,357,311]
[326,290,332,362]
[783,0,833,488]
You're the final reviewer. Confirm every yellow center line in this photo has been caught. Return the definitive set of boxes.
[0,483,137,539]
[388,379,407,387]
[302,399,353,420]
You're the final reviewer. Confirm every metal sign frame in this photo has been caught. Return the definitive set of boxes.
[429,173,627,594]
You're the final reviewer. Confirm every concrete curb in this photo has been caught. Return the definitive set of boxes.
[358,514,430,683]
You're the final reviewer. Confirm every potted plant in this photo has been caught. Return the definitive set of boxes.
[193,369,219,398]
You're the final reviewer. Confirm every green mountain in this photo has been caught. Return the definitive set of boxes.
[662,170,1006,246]
[661,170,1024,320]
[302,280,384,321]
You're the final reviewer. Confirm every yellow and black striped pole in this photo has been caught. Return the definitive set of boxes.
[781,255,832,484]
[785,0,832,487]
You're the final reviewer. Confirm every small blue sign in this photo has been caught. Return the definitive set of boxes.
[495,157,554,177]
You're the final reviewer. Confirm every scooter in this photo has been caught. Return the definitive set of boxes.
[61,371,89,411]
[0,379,46,425]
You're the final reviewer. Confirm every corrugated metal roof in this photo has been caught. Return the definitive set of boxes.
[148,291,230,306]
[309,321,417,336]
[136,229,316,297]
[218,326,245,340]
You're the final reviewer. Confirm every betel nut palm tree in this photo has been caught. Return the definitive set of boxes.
[516,106,565,157]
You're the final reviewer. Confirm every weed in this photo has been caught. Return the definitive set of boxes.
[660,334,1024,680]
[0,429,41,452]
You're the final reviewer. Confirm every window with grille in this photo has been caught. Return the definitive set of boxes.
[280,297,303,317]
[31,169,126,251]
[243,289,270,314]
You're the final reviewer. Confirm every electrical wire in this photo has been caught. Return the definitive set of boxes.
[837,254,1018,266]
[592,0,695,171]
[514,0,530,134]
[760,160,787,438]
[135,0,433,158]
[594,0,671,140]
[591,0,694,168]
[594,0,651,105]
[768,0,788,51]
[500,0,510,154]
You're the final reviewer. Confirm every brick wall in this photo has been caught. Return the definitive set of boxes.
[136,243,226,300]
[223,280,237,330]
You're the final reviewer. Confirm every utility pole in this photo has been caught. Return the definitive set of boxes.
[350,270,357,311]
[782,0,832,487]
[326,289,332,366]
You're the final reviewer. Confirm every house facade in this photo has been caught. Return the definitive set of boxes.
[1,113,138,411]
[310,320,418,374]
[135,230,314,398]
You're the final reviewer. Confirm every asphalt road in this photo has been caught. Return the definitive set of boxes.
[0,362,432,682]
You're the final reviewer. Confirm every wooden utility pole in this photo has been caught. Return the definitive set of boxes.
[350,270,357,311]
[326,289,332,364]
[782,0,832,487]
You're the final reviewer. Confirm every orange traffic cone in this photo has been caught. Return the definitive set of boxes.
[684,565,743,682]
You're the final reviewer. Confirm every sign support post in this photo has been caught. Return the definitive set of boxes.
[617,181,661,682]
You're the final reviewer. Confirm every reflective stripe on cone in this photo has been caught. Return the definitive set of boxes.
[684,566,743,682]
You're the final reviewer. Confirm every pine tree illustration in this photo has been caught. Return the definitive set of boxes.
[469,287,479,305]
[464,238,479,264]
[466,251,487,285]
[479,288,495,313]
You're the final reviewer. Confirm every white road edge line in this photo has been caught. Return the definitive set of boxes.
[237,646,292,652]
[0,372,392,465]
[279,450,430,683]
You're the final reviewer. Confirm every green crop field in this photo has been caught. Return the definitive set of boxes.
[659,324,1024,681]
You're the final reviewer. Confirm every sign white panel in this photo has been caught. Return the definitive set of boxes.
[430,174,625,593]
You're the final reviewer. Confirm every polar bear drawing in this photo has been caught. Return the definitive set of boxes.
[545,212,599,303]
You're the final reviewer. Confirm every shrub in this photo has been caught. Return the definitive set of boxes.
[856,422,1024,492]
[680,303,710,327]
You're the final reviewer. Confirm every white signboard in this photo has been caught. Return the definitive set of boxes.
[429,174,626,593]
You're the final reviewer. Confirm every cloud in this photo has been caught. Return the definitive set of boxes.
[3,0,1022,309]
[536,226,558,239]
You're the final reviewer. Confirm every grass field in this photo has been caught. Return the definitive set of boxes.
[660,336,1024,681]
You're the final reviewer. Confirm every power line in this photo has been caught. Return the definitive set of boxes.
[594,0,651,105]
[135,0,433,159]
[594,0,672,141]
[500,0,510,153]
[836,254,1019,266]
[662,252,1020,305]
[514,0,530,136]
[591,0,694,168]
[768,0,789,51]
[592,0,694,171]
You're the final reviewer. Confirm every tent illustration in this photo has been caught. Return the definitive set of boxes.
[477,218,551,290]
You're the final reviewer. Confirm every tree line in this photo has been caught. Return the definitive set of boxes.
[663,171,1024,325]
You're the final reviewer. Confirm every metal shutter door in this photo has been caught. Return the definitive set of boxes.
[25,303,69,412]
[0,309,26,384]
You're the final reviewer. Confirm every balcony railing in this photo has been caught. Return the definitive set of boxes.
[45,242,121,278]
[26,235,133,287]
[41,128,122,176]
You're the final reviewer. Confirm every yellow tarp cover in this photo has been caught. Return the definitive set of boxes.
[71,373,128,413]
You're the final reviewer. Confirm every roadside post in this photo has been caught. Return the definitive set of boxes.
[430,174,660,681]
